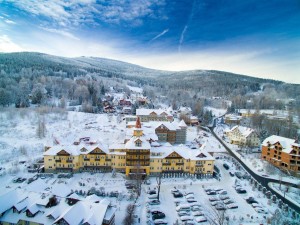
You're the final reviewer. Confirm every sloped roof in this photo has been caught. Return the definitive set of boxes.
[136,108,172,117]
[262,135,299,153]
[0,190,27,215]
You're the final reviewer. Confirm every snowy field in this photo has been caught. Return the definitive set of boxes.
[0,107,293,224]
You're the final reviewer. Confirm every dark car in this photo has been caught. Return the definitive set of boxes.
[173,192,183,198]
[148,190,157,195]
[206,191,217,195]
[236,188,247,194]
[223,164,230,170]
[229,171,235,177]
[152,212,166,220]
[235,172,243,179]
[246,197,258,204]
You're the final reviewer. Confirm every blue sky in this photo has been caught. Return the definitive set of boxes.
[0,0,300,83]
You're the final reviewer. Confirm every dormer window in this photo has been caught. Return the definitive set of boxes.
[135,140,142,147]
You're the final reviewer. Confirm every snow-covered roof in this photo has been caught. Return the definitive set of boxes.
[136,108,172,117]
[0,190,27,215]
[150,145,214,161]
[262,135,299,153]
[44,143,108,156]
[124,136,151,150]
[229,125,255,137]
[178,120,187,127]
[54,201,109,225]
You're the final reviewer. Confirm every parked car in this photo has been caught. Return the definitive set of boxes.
[178,211,190,217]
[148,200,160,205]
[255,207,268,214]
[235,186,247,193]
[180,216,193,222]
[215,204,227,210]
[194,216,207,223]
[185,220,195,225]
[235,172,243,179]
[192,211,204,216]
[191,206,201,211]
[153,219,168,225]
[171,188,180,194]
[206,190,217,195]
[176,204,191,212]
[223,199,234,204]
[187,199,197,203]
[148,194,158,200]
[229,171,235,177]
[223,164,230,170]
[173,192,183,198]
[209,197,220,202]
[152,212,166,220]
[220,195,230,200]
[227,203,238,209]
[211,201,223,206]
[184,192,194,196]
[246,197,258,204]
[148,190,157,195]
[218,190,227,195]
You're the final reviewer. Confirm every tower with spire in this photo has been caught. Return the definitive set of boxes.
[133,117,143,137]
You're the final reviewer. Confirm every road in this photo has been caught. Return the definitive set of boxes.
[208,121,300,213]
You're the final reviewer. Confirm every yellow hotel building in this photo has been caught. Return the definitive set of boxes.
[44,117,215,177]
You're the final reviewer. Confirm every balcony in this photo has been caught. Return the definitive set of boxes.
[195,164,204,167]
[176,162,184,166]
[162,162,171,166]
[66,160,73,163]
[55,160,61,163]
[95,158,100,161]
[84,158,90,161]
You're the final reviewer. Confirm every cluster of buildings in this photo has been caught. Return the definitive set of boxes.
[0,189,116,225]
[44,116,215,177]
[223,122,299,174]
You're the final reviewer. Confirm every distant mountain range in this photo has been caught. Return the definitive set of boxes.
[0,52,299,99]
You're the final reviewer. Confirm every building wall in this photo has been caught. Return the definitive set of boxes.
[262,143,300,173]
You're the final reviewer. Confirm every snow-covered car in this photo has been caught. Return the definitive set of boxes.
[174,199,186,206]
[185,220,195,225]
[191,206,201,211]
[227,203,238,209]
[252,203,263,208]
[153,219,168,225]
[209,197,220,202]
[236,188,247,194]
[219,195,230,200]
[195,216,207,223]
[184,191,194,196]
[176,204,191,212]
[218,190,227,195]
[192,211,204,216]
[223,199,234,204]
[255,207,268,214]
[171,188,180,194]
[215,204,227,210]
[185,194,195,199]
[180,216,193,222]
[187,198,197,203]
[189,203,201,208]
[147,190,156,195]
[148,194,158,200]
[148,200,160,205]
[206,190,217,195]
[211,201,223,206]
[178,211,190,217]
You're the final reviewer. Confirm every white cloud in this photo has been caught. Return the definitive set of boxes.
[0,35,24,52]
[42,28,80,41]
[150,29,169,42]
[7,0,165,27]
[4,19,16,24]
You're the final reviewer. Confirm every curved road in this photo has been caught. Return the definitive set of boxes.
[208,122,300,213]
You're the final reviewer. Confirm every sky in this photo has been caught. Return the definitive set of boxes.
[0,0,300,84]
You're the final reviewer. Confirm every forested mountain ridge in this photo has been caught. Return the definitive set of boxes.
[0,52,299,111]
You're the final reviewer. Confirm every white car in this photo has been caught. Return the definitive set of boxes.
[195,216,207,223]
[227,203,238,209]
[223,199,234,204]
[180,216,193,222]
[154,219,168,225]
[192,211,204,216]
[255,207,268,214]
[209,197,220,202]
[178,211,190,217]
